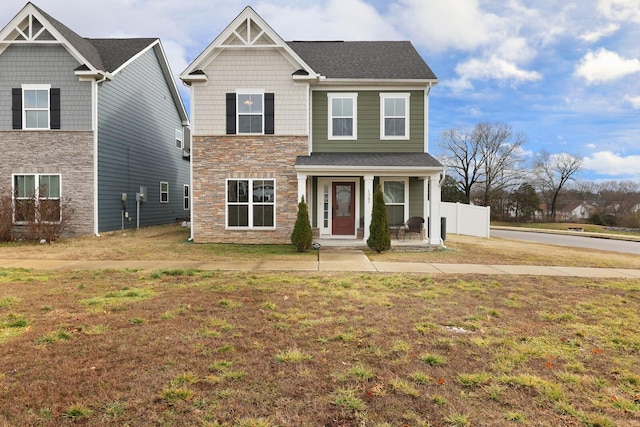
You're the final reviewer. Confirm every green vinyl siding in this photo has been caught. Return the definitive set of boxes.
[312,90,424,152]
[408,178,424,218]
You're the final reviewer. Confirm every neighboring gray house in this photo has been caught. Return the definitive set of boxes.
[0,2,190,236]
[180,7,445,245]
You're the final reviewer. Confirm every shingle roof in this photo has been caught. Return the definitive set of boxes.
[287,41,437,80]
[89,38,157,71]
[32,3,104,70]
[32,3,155,72]
[296,152,444,168]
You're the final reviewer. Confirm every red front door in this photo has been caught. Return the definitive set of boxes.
[332,182,355,235]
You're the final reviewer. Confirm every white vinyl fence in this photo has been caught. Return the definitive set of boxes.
[441,202,490,238]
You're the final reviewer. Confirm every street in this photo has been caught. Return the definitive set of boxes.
[490,229,640,255]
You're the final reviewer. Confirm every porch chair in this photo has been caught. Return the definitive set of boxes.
[402,216,425,240]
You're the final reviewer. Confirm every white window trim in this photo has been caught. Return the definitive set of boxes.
[380,177,409,224]
[236,89,265,135]
[175,129,183,149]
[12,173,62,224]
[183,184,189,211]
[380,93,410,140]
[160,181,169,204]
[22,84,51,130]
[328,93,357,140]
[225,178,276,230]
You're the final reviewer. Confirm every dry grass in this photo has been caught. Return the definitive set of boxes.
[1,269,640,426]
[1,223,639,269]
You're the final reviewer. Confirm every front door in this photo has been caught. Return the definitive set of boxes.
[332,182,355,235]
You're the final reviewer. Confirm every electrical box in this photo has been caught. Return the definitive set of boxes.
[137,186,147,203]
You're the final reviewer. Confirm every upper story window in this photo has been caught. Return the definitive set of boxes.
[12,85,60,130]
[226,91,274,135]
[23,85,50,129]
[328,93,357,140]
[175,129,183,149]
[380,93,410,140]
[238,93,263,134]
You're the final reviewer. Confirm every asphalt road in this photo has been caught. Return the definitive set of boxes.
[490,229,640,255]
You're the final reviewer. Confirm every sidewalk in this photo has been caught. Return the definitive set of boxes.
[1,250,640,278]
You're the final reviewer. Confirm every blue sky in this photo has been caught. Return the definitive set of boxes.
[3,0,640,182]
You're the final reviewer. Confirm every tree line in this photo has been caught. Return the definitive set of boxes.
[438,122,640,228]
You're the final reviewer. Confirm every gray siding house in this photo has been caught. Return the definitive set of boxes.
[181,7,445,245]
[0,2,190,236]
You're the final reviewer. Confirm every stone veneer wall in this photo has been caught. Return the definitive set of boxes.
[0,131,94,236]
[193,135,308,244]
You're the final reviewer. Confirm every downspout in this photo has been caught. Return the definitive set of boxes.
[188,82,195,242]
[93,73,107,236]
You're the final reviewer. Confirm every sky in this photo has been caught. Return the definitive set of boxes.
[3,0,640,183]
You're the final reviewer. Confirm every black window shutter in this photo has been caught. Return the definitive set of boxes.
[50,88,61,129]
[12,88,22,130]
[226,93,236,135]
[265,93,274,135]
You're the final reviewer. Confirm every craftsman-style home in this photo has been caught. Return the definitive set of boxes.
[181,6,445,245]
[0,2,190,236]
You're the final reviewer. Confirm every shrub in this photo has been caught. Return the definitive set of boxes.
[291,195,313,252]
[0,188,13,242]
[366,184,391,252]
[11,192,74,242]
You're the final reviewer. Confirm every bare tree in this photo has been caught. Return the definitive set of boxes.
[534,150,583,221]
[438,127,480,203]
[475,122,526,208]
[438,122,526,207]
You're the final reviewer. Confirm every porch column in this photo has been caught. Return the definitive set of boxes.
[363,175,374,243]
[296,173,307,205]
[428,173,442,245]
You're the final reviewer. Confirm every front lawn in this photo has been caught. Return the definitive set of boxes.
[1,268,639,426]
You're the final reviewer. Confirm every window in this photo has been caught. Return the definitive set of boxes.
[328,93,357,139]
[226,92,274,135]
[13,174,61,223]
[12,86,60,130]
[238,92,263,134]
[226,179,275,228]
[160,182,169,203]
[23,84,50,129]
[380,93,410,139]
[183,184,189,210]
[175,129,183,149]
[381,178,408,226]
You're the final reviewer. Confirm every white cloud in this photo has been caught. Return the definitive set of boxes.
[455,56,543,83]
[598,0,640,23]
[574,48,640,83]
[586,143,597,150]
[258,0,401,40]
[583,151,640,176]
[579,23,620,42]
[388,0,502,52]
[626,95,640,108]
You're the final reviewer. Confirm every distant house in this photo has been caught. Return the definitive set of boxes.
[180,6,445,245]
[0,2,190,236]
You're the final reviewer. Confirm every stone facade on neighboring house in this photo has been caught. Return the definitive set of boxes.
[0,2,189,236]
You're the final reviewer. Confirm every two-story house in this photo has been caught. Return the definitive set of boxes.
[0,2,190,236]
[180,6,445,246]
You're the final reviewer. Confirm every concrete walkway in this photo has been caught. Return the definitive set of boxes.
[1,250,640,278]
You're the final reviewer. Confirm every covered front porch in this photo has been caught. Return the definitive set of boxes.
[294,153,446,247]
